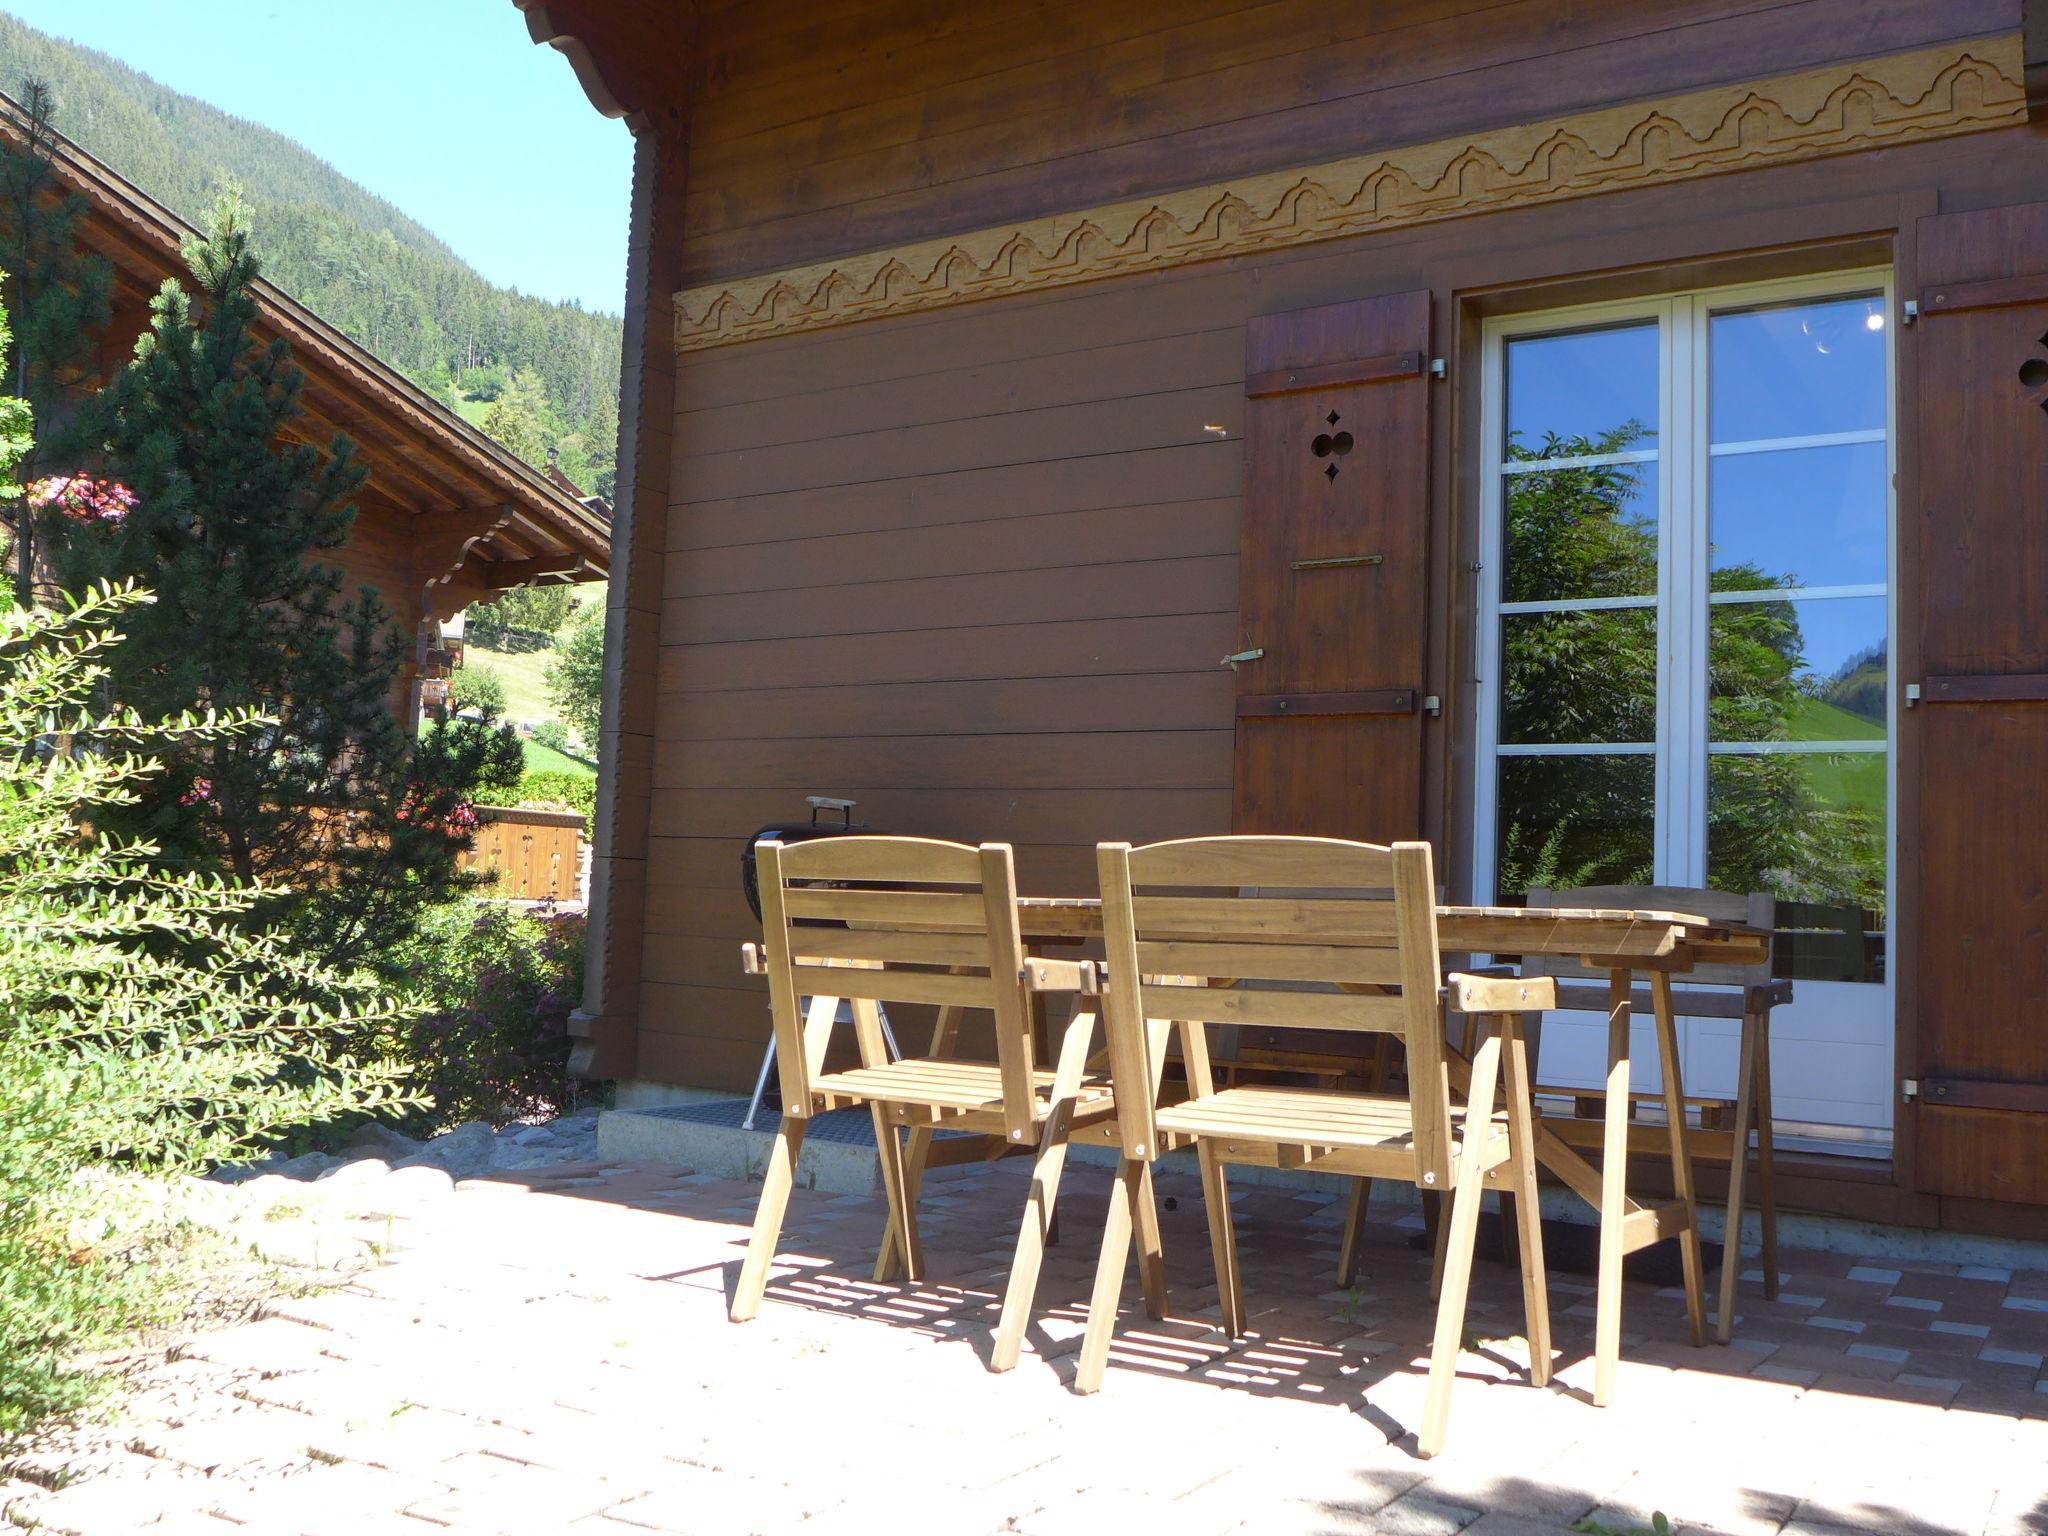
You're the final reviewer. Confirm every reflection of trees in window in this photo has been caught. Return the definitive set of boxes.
[1496,426,1884,921]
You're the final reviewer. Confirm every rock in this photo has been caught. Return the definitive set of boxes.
[377,1165,455,1205]
[553,1108,600,1128]
[396,1121,496,1179]
[233,1174,303,1209]
[488,1142,561,1171]
[272,1151,341,1181]
[347,1122,424,1160]
[508,1126,554,1145]
[316,1157,391,1187]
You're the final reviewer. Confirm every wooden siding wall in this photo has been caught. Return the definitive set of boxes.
[678,0,2007,287]
[646,128,2046,1098]
[630,0,2034,1104]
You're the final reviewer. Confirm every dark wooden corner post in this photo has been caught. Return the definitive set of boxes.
[517,1,693,1081]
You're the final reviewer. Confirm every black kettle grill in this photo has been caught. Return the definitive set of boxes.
[738,796,898,1126]
[739,795,874,921]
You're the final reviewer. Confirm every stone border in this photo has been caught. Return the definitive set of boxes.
[674,39,2022,353]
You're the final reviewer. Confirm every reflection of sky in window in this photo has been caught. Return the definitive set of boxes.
[1506,323,1658,455]
[1710,296,1886,443]
[1710,443,1886,588]
[1715,595,1886,691]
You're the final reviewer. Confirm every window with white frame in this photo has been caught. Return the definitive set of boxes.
[1475,273,1894,1135]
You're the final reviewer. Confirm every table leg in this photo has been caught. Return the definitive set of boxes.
[1650,971,1707,1347]
[1594,969,1632,1409]
[877,1003,963,1282]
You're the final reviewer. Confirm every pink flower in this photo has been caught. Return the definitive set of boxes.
[178,778,212,807]
[29,475,137,524]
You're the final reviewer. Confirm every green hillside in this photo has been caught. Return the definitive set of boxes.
[0,11,621,494]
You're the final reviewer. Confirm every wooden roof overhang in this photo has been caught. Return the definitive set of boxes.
[0,93,611,624]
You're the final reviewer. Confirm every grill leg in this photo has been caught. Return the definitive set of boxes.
[743,1013,779,1131]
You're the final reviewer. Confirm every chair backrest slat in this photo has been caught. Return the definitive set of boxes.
[1099,835,1452,1187]
[755,835,1035,1131]
[1133,940,1406,986]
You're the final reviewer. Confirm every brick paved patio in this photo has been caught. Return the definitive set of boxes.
[6,1157,2045,1536]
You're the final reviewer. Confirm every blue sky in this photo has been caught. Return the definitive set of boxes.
[0,0,633,314]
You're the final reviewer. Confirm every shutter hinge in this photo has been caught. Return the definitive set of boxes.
[1423,694,1442,716]
[1901,1077,1920,1101]
[1905,683,1921,707]
[1429,357,1447,378]
[1221,648,1265,670]
[1901,299,1919,327]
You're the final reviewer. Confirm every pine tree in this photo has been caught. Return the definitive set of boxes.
[0,75,113,605]
[55,193,521,971]
[479,367,549,468]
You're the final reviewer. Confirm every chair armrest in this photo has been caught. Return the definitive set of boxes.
[1023,957,1102,995]
[1447,972,1555,1014]
[1743,979,1794,1011]
[741,941,765,976]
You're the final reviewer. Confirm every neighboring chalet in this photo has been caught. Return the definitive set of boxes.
[515,1,2048,1242]
[0,91,611,715]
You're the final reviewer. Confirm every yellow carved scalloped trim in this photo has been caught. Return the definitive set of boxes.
[675,39,2022,353]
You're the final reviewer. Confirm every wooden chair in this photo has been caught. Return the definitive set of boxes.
[1075,835,1555,1458]
[730,835,1116,1373]
[1522,884,1786,1343]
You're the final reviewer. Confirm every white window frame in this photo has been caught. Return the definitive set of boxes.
[1472,268,1897,958]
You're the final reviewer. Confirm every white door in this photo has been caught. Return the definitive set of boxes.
[1473,272,1896,1146]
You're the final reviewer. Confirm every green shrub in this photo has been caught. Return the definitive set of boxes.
[531,717,570,752]
[390,901,590,1129]
[0,585,416,1445]
[513,770,595,819]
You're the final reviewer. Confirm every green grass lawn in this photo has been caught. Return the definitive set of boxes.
[523,739,596,778]
[461,641,557,728]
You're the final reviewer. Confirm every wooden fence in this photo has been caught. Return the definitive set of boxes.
[458,805,587,902]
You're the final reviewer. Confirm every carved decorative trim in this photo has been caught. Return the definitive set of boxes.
[674,40,2022,353]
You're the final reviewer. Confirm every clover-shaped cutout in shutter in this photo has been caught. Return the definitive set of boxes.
[2019,332,2048,412]
[1310,411,1355,480]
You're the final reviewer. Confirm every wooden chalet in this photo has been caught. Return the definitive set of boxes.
[516,0,2048,1243]
[0,92,612,714]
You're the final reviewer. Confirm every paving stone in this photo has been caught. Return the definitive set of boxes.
[1847,1266,1903,1286]
[1978,1346,2046,1370]
[1930,1320,1991,1338]
[1884,1295,1943,1312]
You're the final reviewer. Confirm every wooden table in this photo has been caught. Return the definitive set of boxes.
[1011,897,1770,1406]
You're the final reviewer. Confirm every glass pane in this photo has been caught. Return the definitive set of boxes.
[1502,609,1657,745]
[1708,752,1886,983]
[1505,322,1658,459]
[1710,294,1886,444]
[1708,596,1886,743]
[1710,441,1885,589]
[1505,462,1658,603]
[1495,754,1655,901]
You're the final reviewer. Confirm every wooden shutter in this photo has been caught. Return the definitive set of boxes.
[1910,205,2048,1205]
[1232,291,1432,838]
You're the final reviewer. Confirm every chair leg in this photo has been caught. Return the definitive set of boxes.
[1197,1140,1245,1338]
[870,1106,923,1284]
[1338,1178,1373,1287]
[1134,1160,1170,1320]
[1419,1140,1489,1458]
[731,1116,809,1322]
[1753,1021,1780,1300]
[1717,1012,1762,1343]
[1429,1191,1453,1303]
[1074,1156,1143,1395]
[990,1113,1080,1373]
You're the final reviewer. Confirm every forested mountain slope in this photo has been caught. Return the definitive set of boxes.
[0,11,621,494]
